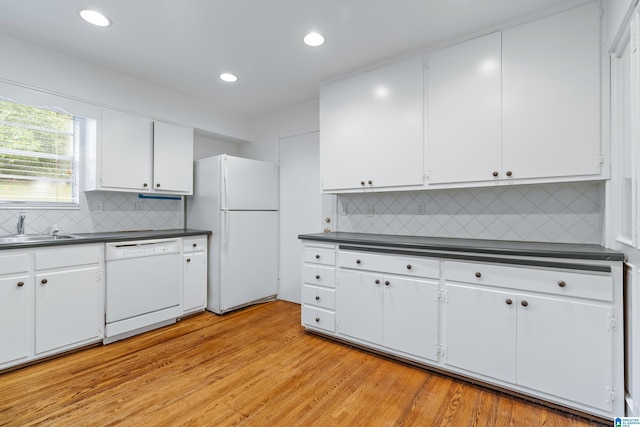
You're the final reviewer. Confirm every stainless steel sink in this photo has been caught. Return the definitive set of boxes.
[0,234,82,244]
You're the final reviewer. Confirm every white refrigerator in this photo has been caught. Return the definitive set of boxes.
[187,154,279,314]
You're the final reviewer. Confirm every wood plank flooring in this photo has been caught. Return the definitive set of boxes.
[0,301,607,426]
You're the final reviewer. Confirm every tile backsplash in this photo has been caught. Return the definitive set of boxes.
[0,191,182,236]
[337,182,604,244]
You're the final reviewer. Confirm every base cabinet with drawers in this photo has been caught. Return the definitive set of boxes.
[299,238,624,420]
[301,244,337,333]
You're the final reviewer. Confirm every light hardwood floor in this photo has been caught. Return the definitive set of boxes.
[0,301,607,426]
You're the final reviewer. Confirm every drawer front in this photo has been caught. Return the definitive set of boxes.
[183,236,207,253]
[303,265,336,288]
[304,247,336,266]
[302,284,336,310]
[35,244,102,270]
[302,305,335,332]
[338,250,439,279]
[0,252,29,275]
[445,261,613,301]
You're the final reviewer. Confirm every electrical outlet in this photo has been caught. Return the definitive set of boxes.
[367,204,375,217]
[92,200,103,213]
[340,203,348,216]
[416,202,426,215]
[135,201,144,213]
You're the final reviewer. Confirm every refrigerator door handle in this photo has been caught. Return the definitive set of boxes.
[223,210,229,246]
[222,157,229,210]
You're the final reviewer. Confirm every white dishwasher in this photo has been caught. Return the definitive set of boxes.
[104,238,182,344]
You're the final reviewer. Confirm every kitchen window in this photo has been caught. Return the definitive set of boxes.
[0,98,80,207]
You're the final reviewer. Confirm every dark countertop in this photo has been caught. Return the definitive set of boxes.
[0,228,211,250]
[298,232,625,262]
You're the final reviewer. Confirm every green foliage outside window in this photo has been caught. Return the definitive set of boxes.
[0,98,79,206]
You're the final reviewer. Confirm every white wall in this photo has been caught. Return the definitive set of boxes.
[0,34,251,141]
[240,100,320,162]
[194,134,241,160]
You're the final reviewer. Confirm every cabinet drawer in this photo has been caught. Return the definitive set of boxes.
[35,244,102,270]
[0,253,29,274]
[338,250,439,278]
[302,284,336,310]
[183,236,207,253]
[445,261,613,301]
[302,305,335,332]
[304,247,336,266]
[303,265,336,288]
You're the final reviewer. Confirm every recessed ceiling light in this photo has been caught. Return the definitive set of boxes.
[303,32,325,47]
[220,73,238,83]
[79,9,111,27]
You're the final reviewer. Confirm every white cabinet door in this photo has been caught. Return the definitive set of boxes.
[516,294,614,412]
[383,276,439,361]
[183,252,206,314]
[100,109,153,191]
[337,269,383,344]
[502,2,601,180]
[35,266,101,354]
[320,56,424,191]
[0,274,30,365]
[153,121,194,194]
[444,283,517,383]
[427,32,502,184]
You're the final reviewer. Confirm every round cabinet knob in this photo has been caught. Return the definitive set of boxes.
[521,300,529,307]
[315,296,320,301]
[143,183,148,187]
[475,272,482,278]
[375,279,380,284]
[315,275,320,280]
[385,281,390,286]
[505,298,513,305]
[360,181,365,186]
[557,280,567,288]
[406,264,412,270]
[41,279,48,284]
[315,254,320,259]
[356,259,361,264]
[506,171,513,177]
[193,243,197,248]
[156,183,161,188]
[17,281,24,287]
[368,180,373,185]
[315,317,320,322]
[492,171,499,177]
[186,258,191,263]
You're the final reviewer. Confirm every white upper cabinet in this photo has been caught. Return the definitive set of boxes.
[501,2,602,181]
[99,109,153,192]
[320,56,424,192]
[86,109,194,195]
[427,32,502,184]
[153,121,194,193]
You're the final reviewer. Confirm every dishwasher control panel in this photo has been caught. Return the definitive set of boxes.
[105,238,181,260]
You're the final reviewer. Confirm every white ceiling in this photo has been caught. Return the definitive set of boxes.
[0,0,590,117]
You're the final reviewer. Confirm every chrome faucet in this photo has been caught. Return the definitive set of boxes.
[16,211,26,235]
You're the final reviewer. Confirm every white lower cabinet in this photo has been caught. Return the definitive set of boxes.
[444,284,517,383]
[0,244,104,372]
[300,240,624,420]
[182,236,208,315]
[0,253,30,366]
[337,251,439,362]
[515,294,614,412]
[35,265,102,354]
